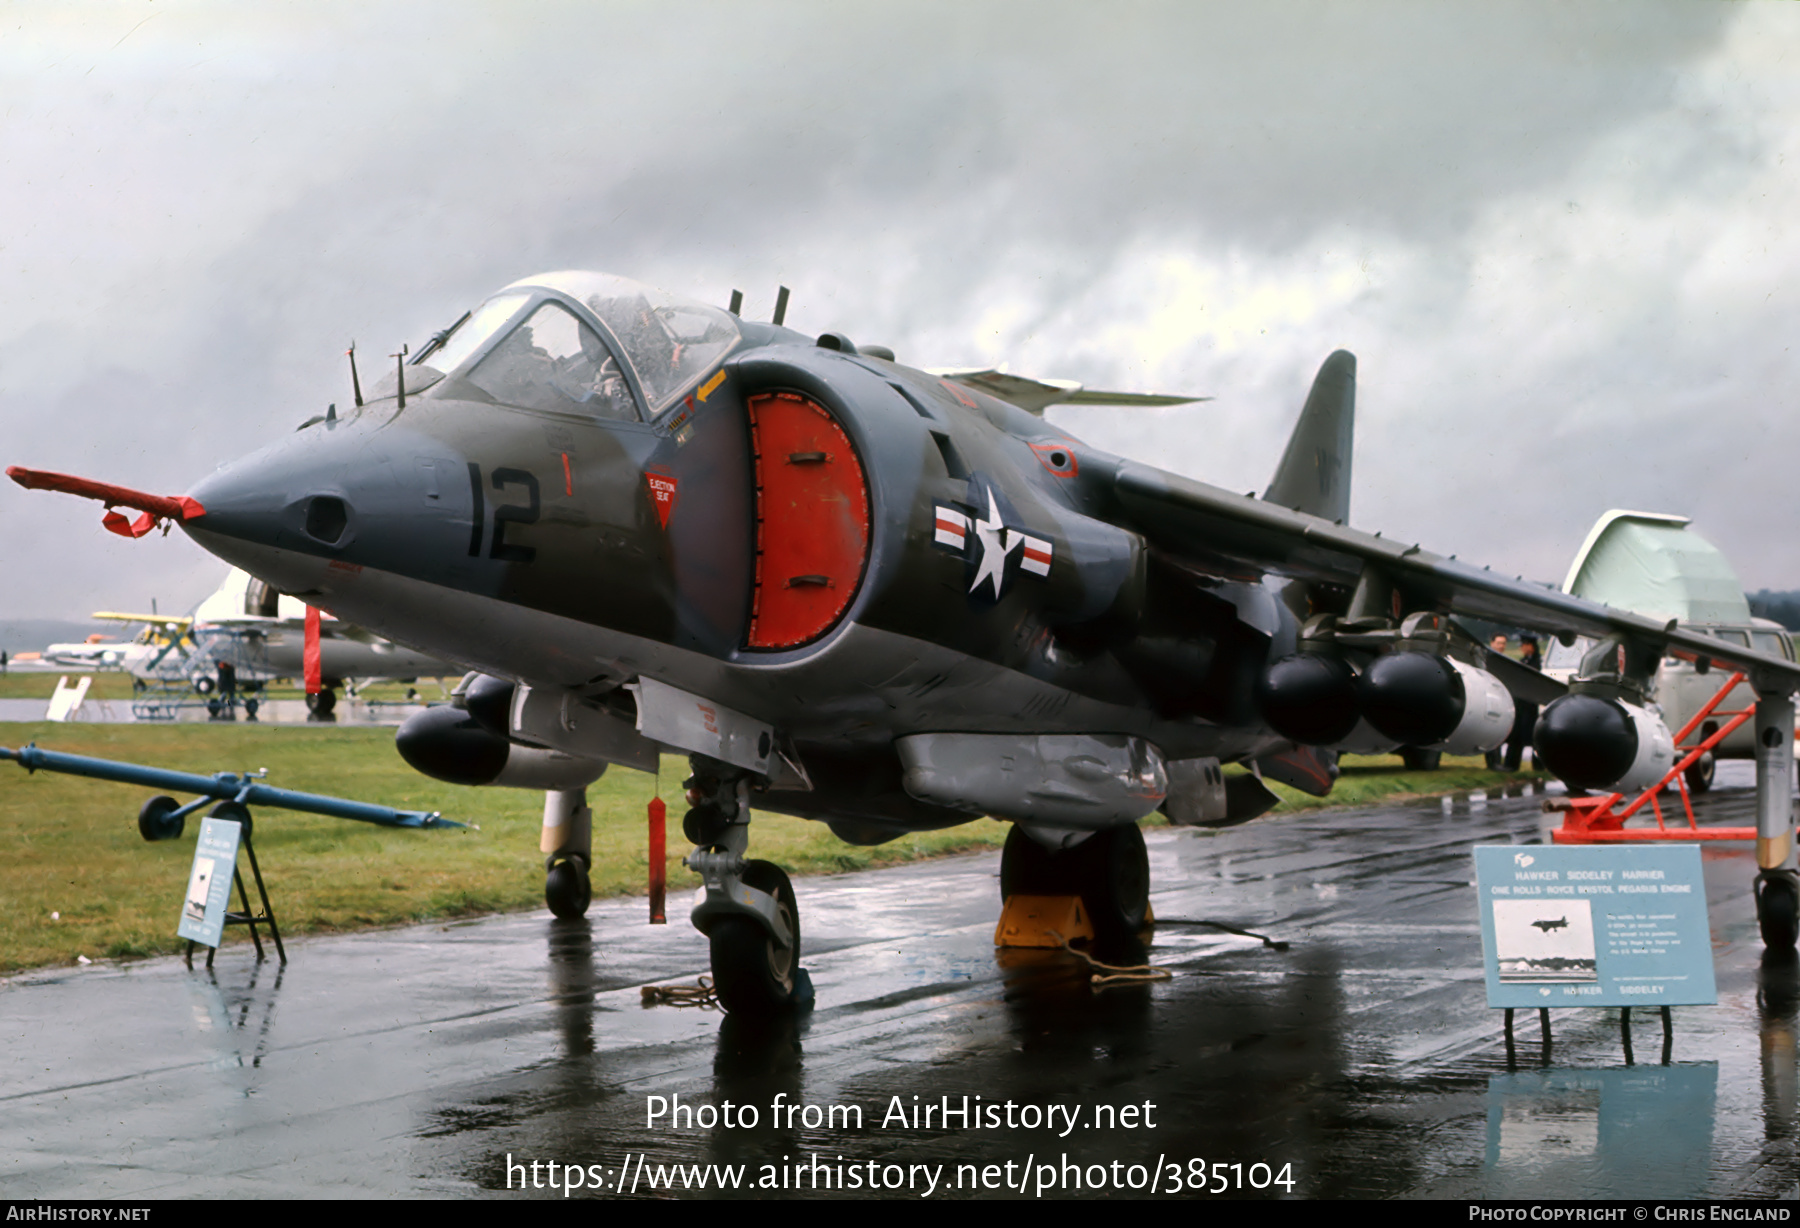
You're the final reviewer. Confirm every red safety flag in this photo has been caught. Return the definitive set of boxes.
[7,466,204,539]
[303,606,322,695]
[648,797,667,925]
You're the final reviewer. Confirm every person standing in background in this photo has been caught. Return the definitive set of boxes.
[1505,634,1542,771]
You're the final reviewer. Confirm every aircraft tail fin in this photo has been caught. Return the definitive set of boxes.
[1262,350,1355,523]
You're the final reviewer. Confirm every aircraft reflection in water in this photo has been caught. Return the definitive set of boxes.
[14,270,1800,1016]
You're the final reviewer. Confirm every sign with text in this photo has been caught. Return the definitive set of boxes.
[176,817,242,949]
[1473,844,1716,1008]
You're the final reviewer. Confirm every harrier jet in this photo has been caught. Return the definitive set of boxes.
[15,271,1800,1014]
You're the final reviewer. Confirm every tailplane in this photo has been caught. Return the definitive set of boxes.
[1262,350,1355,523]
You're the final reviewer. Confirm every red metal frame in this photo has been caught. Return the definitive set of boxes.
[1551,671,1758,843]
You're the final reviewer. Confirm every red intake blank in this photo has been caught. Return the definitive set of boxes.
[745,393,871,650]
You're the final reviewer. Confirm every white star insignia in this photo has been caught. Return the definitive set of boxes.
[968,487,1023,599]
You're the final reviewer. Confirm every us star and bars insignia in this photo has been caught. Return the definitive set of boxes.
[932,479,1053,601]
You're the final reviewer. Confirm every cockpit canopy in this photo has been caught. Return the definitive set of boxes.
[414,272,741,421]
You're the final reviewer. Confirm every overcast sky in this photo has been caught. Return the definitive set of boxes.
[4,1,1797,623]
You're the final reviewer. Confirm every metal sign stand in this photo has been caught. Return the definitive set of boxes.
[1502,1005,1675,1068]
[184,815,286,968]
[1502,1007,1552,1068]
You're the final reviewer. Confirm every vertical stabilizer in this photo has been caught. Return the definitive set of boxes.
[1262,350,1355,523]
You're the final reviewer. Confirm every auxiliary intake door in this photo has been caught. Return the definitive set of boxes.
[745,391,871,650]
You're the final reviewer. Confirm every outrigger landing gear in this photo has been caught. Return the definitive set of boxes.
[1000,823,1150,941]
[1755,870,1799,952]
[542,787,594,919]
[681,755,805,1015]
[1754,689,1798,953]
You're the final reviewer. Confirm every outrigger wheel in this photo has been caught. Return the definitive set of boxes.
[1001,823,1150,941]
[545,853,592,919]
[1755,869,1800,952]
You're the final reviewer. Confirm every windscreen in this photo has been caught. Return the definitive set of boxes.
[504,272,741,414]
[419,292,532,376]
[465,302,638,420]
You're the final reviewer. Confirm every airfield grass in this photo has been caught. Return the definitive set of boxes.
[0,719,1538,974]
[0,671,452,702]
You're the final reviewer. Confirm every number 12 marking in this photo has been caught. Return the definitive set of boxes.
[466,463,540,562]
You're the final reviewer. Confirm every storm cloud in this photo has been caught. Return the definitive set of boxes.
[3,1,1793,619]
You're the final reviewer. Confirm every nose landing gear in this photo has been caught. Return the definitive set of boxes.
[682,756,808,1015]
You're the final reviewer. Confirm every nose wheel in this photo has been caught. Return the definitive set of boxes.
[707,860,801,1014]
[682,757,807,1015]
[1684,751,1716,795]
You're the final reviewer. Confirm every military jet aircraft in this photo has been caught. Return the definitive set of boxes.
[13,269,1800,1015]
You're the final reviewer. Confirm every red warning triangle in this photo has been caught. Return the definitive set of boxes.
[644,470,678,529]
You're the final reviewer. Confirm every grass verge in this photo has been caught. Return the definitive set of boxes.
[0,720,1536,973]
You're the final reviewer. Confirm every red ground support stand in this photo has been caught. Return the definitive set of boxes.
[1549,671,1758,844]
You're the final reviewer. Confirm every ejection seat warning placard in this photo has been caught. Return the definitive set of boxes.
[1473,845,1715,1008]
[176,817,242,949]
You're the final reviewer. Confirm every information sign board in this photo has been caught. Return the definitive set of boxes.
[1473,844,1715,1008]
[176,817,242,949]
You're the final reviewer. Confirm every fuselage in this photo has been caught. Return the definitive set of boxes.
[182,273,1298,821]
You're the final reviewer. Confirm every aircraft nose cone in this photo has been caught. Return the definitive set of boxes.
[184,452,358,552]
[180,417,471,598]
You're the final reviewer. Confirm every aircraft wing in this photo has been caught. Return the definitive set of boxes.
[92,611,193,629]
[929,368,1207,415]
[1111,460,1800,691]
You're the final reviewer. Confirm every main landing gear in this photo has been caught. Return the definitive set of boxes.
[681,756,806,1016]
[1000,822,1150,942]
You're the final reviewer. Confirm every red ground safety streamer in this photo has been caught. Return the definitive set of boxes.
[7,466,204,539]
[648,797,667,924]
[303,607,322,695]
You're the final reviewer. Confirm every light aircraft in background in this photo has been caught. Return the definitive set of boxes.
[41,631,162,671]
[14,269,1800,1016]
[59,568,459,716]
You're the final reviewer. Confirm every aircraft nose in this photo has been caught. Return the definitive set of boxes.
[184,447,358,553]
[180,418,473,596]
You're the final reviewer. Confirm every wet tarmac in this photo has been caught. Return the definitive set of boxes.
[3,765,1797,1199]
